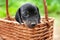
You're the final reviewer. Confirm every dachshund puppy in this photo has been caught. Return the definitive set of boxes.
[15,3,40,28]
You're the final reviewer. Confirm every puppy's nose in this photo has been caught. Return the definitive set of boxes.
[31,23,36,26]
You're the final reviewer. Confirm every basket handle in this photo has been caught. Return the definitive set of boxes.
[6,0,48,21]
[43,0,51,28]
[43,0,51,38]
[43,0,48,21]
[6,0,11,20]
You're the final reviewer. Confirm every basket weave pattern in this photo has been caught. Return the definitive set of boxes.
[0,18,54,40]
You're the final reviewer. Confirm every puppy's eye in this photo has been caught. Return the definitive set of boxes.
[27,11,29,14]
[35,11,37,13]
[26,14,29,17]
[25,11,29,17]
[34,11,37,15]
[24,12,29,17]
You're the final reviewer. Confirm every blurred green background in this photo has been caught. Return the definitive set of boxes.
[0,0,60,18]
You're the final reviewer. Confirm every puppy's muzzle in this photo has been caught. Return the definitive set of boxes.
[31,22,36,27]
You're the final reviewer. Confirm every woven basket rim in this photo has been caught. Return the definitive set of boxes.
[0,17,54,27]
[0,17,54,22]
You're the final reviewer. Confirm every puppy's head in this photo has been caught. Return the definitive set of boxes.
[20,3,40,28]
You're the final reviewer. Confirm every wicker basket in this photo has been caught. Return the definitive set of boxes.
[0,0,54,40]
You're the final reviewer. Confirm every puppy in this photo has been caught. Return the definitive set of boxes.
[15,3,40,28]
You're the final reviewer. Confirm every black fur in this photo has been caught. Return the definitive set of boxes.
[15,3,40,28]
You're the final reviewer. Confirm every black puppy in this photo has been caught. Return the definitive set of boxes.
[15,3,40,28]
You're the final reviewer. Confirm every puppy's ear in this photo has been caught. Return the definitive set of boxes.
[36,7,41,23]
[15,8,23,24]
[36,7,39,13]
